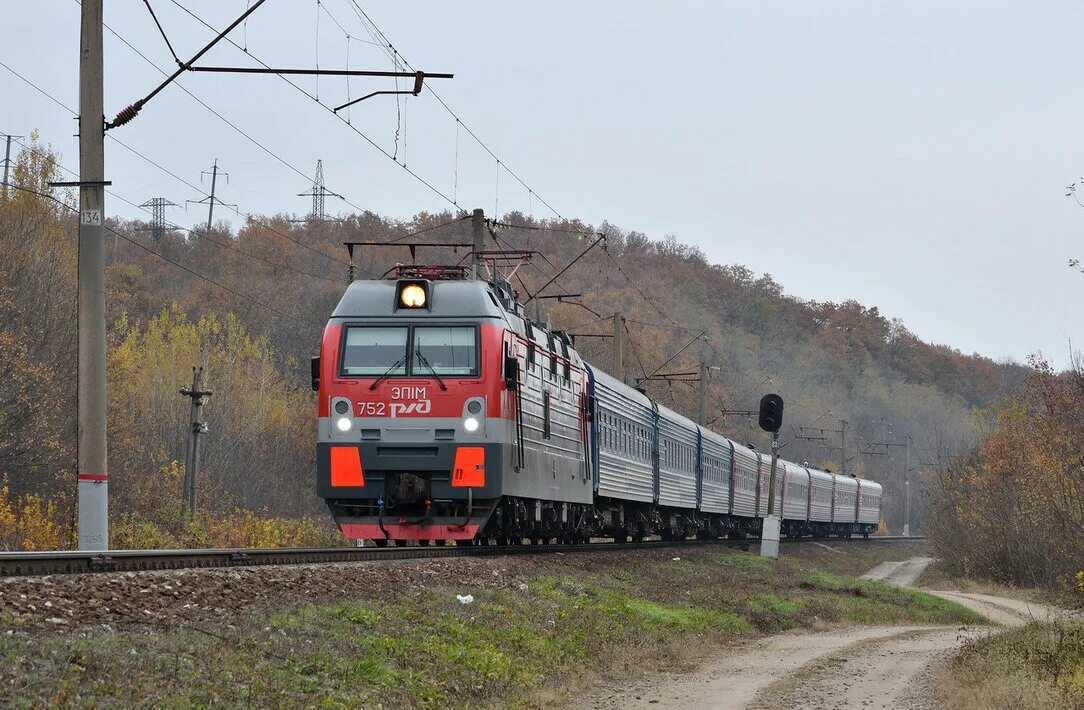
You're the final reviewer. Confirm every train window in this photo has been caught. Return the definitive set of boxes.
[413,326,477,376]
[341,326,407,376]
[542,391,551,439]
[547,332,558,377]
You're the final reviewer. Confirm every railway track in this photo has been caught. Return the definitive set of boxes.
[0,536,925,577]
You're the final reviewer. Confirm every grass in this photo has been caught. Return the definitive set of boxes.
[0,543,983,708]
[937,621,1084,709]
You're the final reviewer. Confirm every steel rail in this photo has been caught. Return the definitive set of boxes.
[0,536,925,578]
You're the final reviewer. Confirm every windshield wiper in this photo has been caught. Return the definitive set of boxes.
[414,351,448,391]
[368,356,406,391]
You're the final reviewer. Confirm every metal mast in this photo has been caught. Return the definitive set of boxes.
[296,159,343,222]
[138,197,178,241]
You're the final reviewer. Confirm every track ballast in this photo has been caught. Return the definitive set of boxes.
[0,536,924,577]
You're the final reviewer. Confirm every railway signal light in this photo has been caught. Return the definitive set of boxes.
[758,394,784,433]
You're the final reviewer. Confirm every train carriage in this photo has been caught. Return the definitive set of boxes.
[697,428,732,515]
[590,366,655,504]
[832,475,859,528]
[808,468,834,524]
[655,405,699,511]
[730,442,760,520]
[857,479,883,530]
[780,461,809,526]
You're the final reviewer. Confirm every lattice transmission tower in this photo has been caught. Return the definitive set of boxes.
[138,197,178,241]
[296,159,343,222]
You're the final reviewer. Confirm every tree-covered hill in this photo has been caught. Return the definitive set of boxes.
[0,139,1027,544]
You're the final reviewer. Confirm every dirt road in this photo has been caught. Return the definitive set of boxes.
[579,556,1063,710]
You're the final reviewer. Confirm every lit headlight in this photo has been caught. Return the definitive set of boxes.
[399,284,426,308]
[463,416,480,432]
[336,416,353,432]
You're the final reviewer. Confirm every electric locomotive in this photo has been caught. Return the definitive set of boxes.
[313,265,594,545]
[313,266,882,545]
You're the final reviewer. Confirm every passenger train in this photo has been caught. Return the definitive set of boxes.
[313,266,882,545]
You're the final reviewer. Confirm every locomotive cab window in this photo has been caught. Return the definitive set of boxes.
[340,325,477,378]
[341,326,408,376]
[412,326,477,375]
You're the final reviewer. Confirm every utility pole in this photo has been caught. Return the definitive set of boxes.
[697,339,710,425]
[471,208,484,280]
[612,312,625,384]
[840,419,847,476]
[186,159,236,233]
[868,420,913,536]
[904,437,911,536]
[1,132,23,191]
[138,197,178,241]
[180,367,213,517]
[77,0,109,551]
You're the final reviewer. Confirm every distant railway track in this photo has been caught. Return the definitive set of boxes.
[0,536,925,577]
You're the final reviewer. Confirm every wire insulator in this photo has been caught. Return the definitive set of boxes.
[107,102,143,130]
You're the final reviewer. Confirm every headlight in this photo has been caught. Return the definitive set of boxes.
[463,416,480,432]
[336,416,352,432]
[399,284,426,308]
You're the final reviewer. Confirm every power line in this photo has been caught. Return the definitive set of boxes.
[345,0,566,221]
[603,248,679,326]
[15,138,347,287]
[169,0,460,210]
[9,183,323,329]
[0,55,358,271]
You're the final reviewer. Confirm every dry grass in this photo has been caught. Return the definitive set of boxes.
[936,621,1084,709]
[916,559,1079,609]
[0,543,981,708]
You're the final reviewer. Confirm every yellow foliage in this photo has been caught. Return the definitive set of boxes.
[0,485,68,551]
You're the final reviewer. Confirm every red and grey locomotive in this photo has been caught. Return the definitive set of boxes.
[313,266,881,545]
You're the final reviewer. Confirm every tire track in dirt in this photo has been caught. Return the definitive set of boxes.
[577,556,1066,709]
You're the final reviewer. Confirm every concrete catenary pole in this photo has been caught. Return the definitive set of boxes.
[904,436,911,536]
[612,312,624,384]
[205,159,219,232]
[180,367,212,517]
[697,341,709,425]
[840,419,847,477]
[77,0,109,551]
[2,133,22,190]
[471,208,484,280]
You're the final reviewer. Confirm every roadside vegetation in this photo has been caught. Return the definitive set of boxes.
[938,620,1084,709]
[0,544,981,708]
[926,357,1084,607]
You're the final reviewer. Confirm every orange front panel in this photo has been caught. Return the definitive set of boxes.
[330,446,365,487]
[451,446,485,487]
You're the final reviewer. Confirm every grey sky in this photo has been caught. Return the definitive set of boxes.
[3,1,1082,367]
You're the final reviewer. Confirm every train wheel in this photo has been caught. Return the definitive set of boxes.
[394,539,407,547]
[435,539,447,546]
[632,533,645,544]
[373,539,388,548]
[418,539,430,546]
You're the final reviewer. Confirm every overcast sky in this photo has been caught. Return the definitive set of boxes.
[3,2,1082,367]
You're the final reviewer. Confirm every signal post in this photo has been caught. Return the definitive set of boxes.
[759,394,784,558]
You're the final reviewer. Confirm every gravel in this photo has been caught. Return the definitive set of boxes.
[0,556,535,633]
